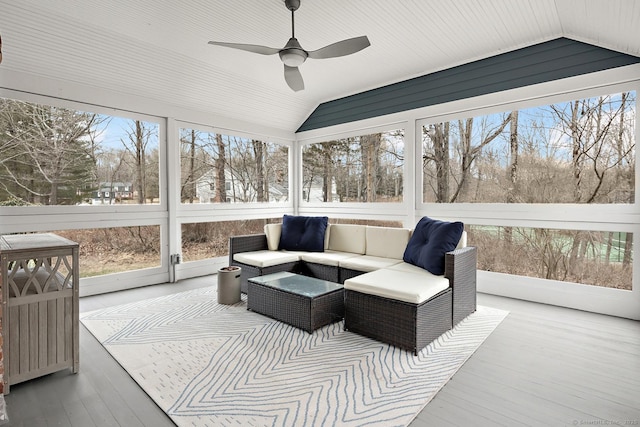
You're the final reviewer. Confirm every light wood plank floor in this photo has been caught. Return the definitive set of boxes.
[3,276,639,427]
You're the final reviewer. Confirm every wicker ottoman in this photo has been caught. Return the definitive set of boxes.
[344,288,452,355]
[343,267,454,355]
[247,272,344,333]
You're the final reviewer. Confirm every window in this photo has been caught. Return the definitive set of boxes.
[45,226,161,277]
[0,97,161,206]
[179,128,288,204]
[469,225,633,290]
[420,89,636,290]
[301,130,404,203]
[181,219,280,262]
[422,92,636,203]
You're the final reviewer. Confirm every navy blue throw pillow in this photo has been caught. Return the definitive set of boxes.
[278,215,328,252]
[403,217,464,275]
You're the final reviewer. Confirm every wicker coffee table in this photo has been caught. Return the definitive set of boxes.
[247,272,344,333]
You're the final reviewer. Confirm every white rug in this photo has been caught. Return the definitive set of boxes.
[81,286,508,427]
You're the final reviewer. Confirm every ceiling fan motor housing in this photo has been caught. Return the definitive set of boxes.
[279,37,308,66]
[284,0,301,12]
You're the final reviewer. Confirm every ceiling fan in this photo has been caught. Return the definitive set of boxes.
[208,0,370,92]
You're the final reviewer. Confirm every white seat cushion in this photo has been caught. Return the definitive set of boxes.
[233,250,300,268]
[387,262,435,275]
[344,268,450,304]
[300,250,358,267]
[339,255,402,272]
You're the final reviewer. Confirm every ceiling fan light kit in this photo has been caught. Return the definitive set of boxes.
[279,38,308,67]
[209,0,370,91]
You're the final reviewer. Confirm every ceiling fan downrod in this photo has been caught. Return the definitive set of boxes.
[285,0,300,38]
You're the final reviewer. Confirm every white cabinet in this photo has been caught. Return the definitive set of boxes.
[0,233,79,394]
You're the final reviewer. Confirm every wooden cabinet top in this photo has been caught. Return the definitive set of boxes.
[0,233,78,253]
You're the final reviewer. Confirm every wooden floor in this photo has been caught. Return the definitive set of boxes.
[3,276,639,427]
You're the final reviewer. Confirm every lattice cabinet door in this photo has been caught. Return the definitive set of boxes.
[0,233,79,394]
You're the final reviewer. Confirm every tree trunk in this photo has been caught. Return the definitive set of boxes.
[616,92,628,203]
[364,136,373,202]
[253,140,264,202]
[215,133,227,202]
[135,121,145,204]
[362,133,381,202]
[623,233,633,268]
[570,101,583,202]
[457,119,473,201]
[505,111,519,243]
[188,129,196,203]
[604,231,613,265]
[432,123,449,203]
[322,147,331,202]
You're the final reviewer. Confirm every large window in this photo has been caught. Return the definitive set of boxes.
[179,128,288,204]
[470,225,633,290]
[32,226,161,277]
[0,97,160,206]
[420,89,636,290]
[301,130,404,203]
[422,92,635,203]
[181,219,279,262]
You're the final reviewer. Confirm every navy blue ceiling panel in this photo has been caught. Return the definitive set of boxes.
[297,38,640,132]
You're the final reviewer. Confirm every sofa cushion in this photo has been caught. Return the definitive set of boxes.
[265,222,330,250]
[387,261,440,275]
[327,224,366,254]
[300,250,359,267]
[339,255,403,272]
[264,223,282,251]
[278,215,328,252]
[403,217,464,275]
[344,268,450,304]
[365,226,411,259]
[456,230,467,249]
[324,224,331,250]
[233,250,300,268]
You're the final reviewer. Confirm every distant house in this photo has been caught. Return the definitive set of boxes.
[90,182,133,205]
[195,170,288,203]
[302,176,338,202]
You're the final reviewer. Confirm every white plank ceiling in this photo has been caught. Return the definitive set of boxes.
[1,0,639,134]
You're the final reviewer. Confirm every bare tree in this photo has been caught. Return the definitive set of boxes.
[423,123,450,203]
[504,111,519,244]
[182,129,197,203]
[360,133,382,202]
[507,111,519,203]
[450,115,510,202]
[215,133,227,202]
[252,140,265,202]
[121,120,155,204]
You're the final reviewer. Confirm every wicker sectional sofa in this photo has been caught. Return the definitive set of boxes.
[228,220,477,354]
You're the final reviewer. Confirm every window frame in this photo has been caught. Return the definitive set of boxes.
[296,122,412,225]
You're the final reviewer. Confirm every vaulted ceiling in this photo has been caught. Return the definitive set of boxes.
[1,0,639,134]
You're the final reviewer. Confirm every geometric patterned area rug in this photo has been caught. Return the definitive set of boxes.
[81,286,508,427]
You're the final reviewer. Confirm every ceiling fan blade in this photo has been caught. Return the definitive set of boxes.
[307,35,370,59]
[208,41,280,56]
[284,65,304,92]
